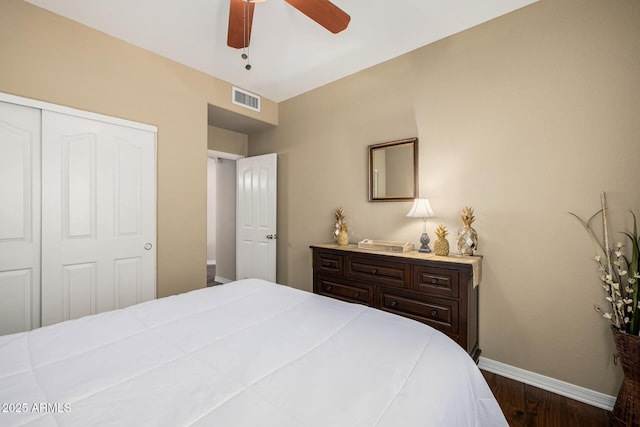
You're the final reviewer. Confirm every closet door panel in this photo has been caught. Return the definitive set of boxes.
[115,139,142,236]
[0,270,32,334]
[115,257,142,309]
[112,124,156,304]
[62,262,96,321]
[0,101,41,334]
[63,133,97,239]
[41,111,156,326]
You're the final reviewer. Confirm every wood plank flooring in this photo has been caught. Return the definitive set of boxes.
[481,370,612,426]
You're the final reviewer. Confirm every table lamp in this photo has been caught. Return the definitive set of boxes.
[406,198,435,253]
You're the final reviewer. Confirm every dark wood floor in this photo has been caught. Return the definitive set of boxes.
[481,370,612,426]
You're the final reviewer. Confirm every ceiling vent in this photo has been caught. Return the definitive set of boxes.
[232,87,261,112]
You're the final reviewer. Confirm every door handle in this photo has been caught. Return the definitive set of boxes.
[144,243,153,250]
[266,234,277,240]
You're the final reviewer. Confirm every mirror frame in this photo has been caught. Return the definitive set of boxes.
[368,137,418,202]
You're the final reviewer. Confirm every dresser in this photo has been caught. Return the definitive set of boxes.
[311,244,481,362]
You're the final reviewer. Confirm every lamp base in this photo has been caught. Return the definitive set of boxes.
[418,232,431,253]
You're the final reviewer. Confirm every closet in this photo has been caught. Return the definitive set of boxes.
[0,94,157,335]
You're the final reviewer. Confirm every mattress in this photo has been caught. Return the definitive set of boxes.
[0,278,507,426]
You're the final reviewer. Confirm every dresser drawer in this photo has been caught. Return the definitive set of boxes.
[379,290,458,334]
[313,250,344,276]
[413,265,459,298]
[311,245,480,361]
[316,275,374,306]
[346,256,409,289]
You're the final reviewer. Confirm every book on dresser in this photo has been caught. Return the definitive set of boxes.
[310,243,482,362]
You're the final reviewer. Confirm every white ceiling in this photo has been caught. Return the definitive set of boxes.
[25,0,537,103]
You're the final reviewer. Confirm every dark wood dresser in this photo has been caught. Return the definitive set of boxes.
[311,244,481,362]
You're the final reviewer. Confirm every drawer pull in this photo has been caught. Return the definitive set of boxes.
[322,261,336,268]
[390,300,398,307]
[325,285,332,291]
[431,278,438,284]
[431,309,438,316]
[354,292,361,298]
[371,268,378,274]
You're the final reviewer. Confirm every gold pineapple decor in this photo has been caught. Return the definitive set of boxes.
[333,207,349,246]
[457,206,478,255]
[434,224,450,256]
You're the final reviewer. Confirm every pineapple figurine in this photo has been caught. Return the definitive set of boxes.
[457,206,478,255]
[434,224,450,256]
[333,207,349,246]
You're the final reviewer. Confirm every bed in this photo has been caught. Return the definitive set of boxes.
[0,278,507,426]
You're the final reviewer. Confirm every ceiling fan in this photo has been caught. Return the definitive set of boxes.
[227,0,351,49]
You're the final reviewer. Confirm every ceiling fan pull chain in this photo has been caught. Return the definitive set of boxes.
[242,0,251,70]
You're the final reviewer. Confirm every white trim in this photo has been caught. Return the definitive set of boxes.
[207,149,244,161]
[215,276,233,284]
[479,357,616,411]
[0,92,157,132]
[207,260,216,266]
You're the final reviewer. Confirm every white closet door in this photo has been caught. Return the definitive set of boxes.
[41,111,156,326]
[0,102,41,335]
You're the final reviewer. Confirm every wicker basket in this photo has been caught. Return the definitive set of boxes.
[611,326,640,427]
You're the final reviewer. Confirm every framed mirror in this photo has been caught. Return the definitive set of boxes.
[368,137,418,202]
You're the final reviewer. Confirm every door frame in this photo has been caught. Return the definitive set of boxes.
[0,93,157,134]
[208,149,244,161]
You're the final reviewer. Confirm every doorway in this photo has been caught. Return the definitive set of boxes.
[206,103,275,286]
[207,149,243,285]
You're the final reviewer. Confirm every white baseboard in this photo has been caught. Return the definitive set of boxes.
[478,357,616,411]
[215,276,233,284]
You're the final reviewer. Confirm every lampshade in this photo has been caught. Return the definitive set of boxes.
[406,198,435,219]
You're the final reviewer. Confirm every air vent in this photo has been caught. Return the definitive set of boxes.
[232,86,261,112]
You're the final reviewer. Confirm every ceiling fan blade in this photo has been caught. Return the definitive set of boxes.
[227,0,255,49]
[285,0,350,34]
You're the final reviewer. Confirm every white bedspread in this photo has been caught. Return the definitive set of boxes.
[0,279,507,426]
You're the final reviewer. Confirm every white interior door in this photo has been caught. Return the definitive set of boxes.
[236,153,277,281]
[0,101,41,335]
[41,111,156,326]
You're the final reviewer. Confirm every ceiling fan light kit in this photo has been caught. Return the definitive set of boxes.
[227,0,350,71]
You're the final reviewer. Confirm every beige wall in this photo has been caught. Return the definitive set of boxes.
[208,125,248,156]
[0,0,276,297]
[249,0,640,395]
[215,159,238,282]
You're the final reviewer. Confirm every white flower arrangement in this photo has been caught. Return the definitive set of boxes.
[570,192,640,335]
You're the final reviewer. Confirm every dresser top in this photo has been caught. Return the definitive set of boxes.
[311,243,482,287]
